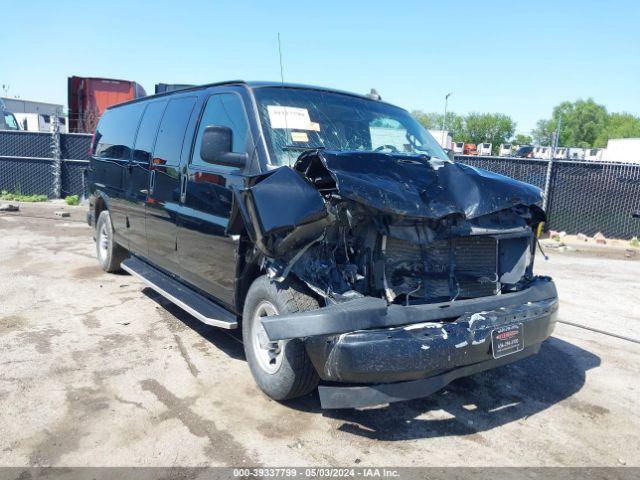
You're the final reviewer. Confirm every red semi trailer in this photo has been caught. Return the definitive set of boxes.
[68,76,146,133]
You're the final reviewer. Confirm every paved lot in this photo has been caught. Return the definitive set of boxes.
[0,202,639,467]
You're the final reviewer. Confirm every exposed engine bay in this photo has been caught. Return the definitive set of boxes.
[230,150,545,308]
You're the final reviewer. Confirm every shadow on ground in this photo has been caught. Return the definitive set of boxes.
[142,288,245,360]
[296,337,600,440]
[142,288,600,440]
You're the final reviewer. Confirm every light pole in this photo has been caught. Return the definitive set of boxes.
[441,92,452,147]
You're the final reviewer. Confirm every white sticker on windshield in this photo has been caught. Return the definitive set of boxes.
[291,131,309,143]
[267,106,312,130]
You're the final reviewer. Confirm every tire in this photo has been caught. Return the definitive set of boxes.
[242,275,320,401]
[96,210,128,273]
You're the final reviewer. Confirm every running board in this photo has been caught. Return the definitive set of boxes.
[121,256,238,329]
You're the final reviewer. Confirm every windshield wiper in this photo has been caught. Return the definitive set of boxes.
[282,145,326,151]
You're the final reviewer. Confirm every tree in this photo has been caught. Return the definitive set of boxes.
[411,110,464,140]
[412,111,515,153]
[513,133,533,145]
[594,112,640,147]
[463,113,516,154]
[532,119,555,146]
[532,99,609,148]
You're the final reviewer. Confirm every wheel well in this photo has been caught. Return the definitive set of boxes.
[94,196,106,228]
[235,253,263,315]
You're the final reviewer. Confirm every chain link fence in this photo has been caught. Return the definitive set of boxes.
[458,155,640,239]
[0,130,91,199]
[1,133,639,238]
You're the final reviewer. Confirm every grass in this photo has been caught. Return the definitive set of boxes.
[631,237,640,248]
[0,190,48,202]
[65,195,79,206]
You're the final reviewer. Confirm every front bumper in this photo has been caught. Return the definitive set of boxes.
[261,277,558,409]
[306,296,557,384]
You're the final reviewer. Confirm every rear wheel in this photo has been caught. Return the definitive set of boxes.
[242,275,320,401]
[96,210,128,273]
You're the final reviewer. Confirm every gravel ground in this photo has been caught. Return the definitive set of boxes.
[0,202,638,468]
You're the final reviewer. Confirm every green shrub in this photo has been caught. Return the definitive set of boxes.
[0,190,48,202]
[65,195,79,206]
[631,237,640,248]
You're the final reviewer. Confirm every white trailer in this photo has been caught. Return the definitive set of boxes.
[567,147,585,160]
[12,112,68,133]
[499,144,512,156]
[601,138,640,163]
[584,148,604,161]
[452,141,465,154]
[428,130,452,150]
[533,146,552,159]
[553,147,568,160]
[477,143,492,155]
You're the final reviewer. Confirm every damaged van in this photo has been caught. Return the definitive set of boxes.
[88,81,558,409]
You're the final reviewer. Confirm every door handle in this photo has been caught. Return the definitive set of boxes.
[180,174,188,203]
[149,170,156,195]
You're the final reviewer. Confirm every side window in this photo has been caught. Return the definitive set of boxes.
[132,101,167,164]
[94,103,145,160]
[152,96,197,166]
[191,93,249,168]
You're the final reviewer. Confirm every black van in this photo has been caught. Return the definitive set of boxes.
[88,81,558,409]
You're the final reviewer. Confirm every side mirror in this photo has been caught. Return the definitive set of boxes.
[200,125,247,168]
[443,148,455,161]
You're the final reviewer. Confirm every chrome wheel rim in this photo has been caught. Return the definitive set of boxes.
[98,221,109,262]
[251,300,286,374]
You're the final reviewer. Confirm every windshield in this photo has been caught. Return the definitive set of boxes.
[253,87,449,166]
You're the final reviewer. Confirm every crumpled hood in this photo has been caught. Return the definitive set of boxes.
[294,150,543,220]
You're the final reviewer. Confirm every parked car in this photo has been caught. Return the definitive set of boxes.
[88,81,558,409]
[514,145,535,158]
[452,141,465,155]
[463,143,478,155]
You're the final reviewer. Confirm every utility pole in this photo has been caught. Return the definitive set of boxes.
[441,92,452,147]
[543,117,561,212]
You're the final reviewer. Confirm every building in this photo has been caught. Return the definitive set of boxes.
[1,97,67,133]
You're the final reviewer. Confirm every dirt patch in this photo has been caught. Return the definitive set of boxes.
[140,379,256,465]
[563,398,611,419]
[0,315,27,335]
[71,265,103,279]
[16,327,64,355]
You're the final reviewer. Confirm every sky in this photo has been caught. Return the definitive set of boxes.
[3,0,639,134]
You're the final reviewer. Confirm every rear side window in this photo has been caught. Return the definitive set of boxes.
[94,103,145,160]
[152,96,197,166]
[132,101,167,164]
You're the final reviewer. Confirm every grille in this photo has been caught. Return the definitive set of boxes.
[383,235,498,302]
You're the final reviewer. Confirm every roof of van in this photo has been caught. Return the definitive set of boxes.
[107,81,395,110]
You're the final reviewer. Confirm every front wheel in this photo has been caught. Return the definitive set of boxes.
[96,210,128,273]
[242,275,320,401]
